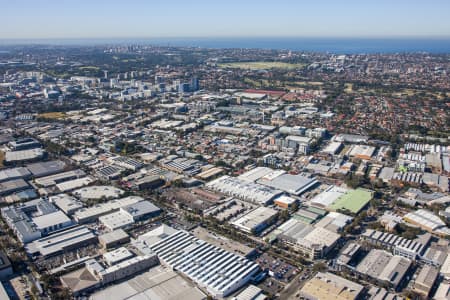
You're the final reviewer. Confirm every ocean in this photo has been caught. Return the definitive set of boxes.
[1,37,450,54]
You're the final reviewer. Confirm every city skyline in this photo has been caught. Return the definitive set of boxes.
[1,0,450,40]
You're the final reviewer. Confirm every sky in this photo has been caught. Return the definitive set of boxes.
[1,0,449,40]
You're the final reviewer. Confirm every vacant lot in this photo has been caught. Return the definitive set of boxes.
[219,61,304,70]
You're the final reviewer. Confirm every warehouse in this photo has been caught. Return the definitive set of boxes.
[206,175,282,206]
[129,174,165,190]
[26,160,66,177]
[322,141,343,155]
[0,167,31,182]
[361,229,429,260]
[73,196,143,223]
[196,167,224,181]
[95,165,124,180]
[0,178,30,196]
[412,265,439,297]
[403,209,450,236]
[8,138,40,151]
[348,144,376,160]
[275,218,340,260]
[257,173,318,196]
[99,211,134,231]
[89,265,206,300]
[56,176,94,192]
[35,169,86,187]
[140,225,261,298]
[26,225,97,257]
[274,195,298,209]
[1,198,73,243]
[356,249,411,290]
[121,200,161,221]
[237,167,275,182]
[309,185,348,209]
[72,185,124,201]
[109,156,144,171]
[99,229,130,249]
[99,200,161,230]
[49,194,84,215]
[231,207,278,234]
[4,148,44,164]
[314,212,353,232]
[61,252,158,296]
[300,272,364,300]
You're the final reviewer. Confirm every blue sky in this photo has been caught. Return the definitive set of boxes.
[1,0,449,39]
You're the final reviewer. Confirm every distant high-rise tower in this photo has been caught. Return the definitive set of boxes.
[191,77,199,91]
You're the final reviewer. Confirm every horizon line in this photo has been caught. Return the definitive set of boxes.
[1,35,450,42]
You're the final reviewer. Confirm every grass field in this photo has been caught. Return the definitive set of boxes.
[219,61,304,70]
[37,112,66,119]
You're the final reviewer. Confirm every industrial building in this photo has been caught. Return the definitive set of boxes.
[285,135,312,154]
[314,211,353,232]
[56,176,94,192]
[1,198,73,243]
[347,144,376,160]
[139,225,261,298]
[34,169,86,187]
[72,185,125,201]
[73,196,143,224]
[4,148,45,164]
[99,200,161,231]
[99,229,130,249]
[403,209,450,236]
[361,229,429,260]
[89,265,206,300]
[257,173,318,196]
[8,137,40,151]
[26,225,97,257]
[273,195,298,209]
[108,156,144,171]
[0,167,31,182]
[356,249,411,290]
[322,141,344,155]
[206,175,282,206]
[127,174,165,191]
[49,194,84,215]
[0,178,31,196]
[231,207,278,234]
[412,265,439,297]
[61,251,159,296]
[275,219,340,260]
[310,186,373,214]
[26,160,66,177]
[440,254,450,280]
[300,272,364,300]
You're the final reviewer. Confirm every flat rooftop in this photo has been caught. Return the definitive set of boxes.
[191,226,254,257]
[329,188,373,214]
[90,265,206,300]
